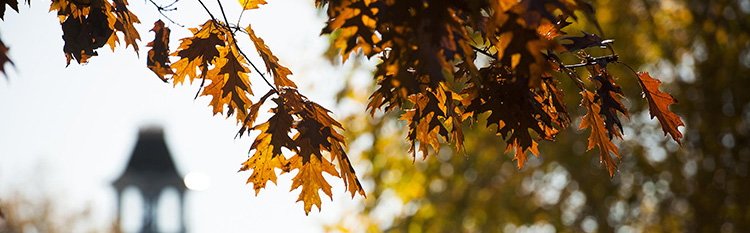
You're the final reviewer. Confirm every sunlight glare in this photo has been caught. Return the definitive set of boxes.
[184,172,210,191]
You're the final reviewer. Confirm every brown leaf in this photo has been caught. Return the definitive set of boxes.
[108,0,140,55]
[239,100,296,194]
[593,71,628,139]
[637,72,684,144]
[289,153,338,215]
[171,20,225,85]
[463,63,561,169]
[53,0,115,65]
[200,46,253,122]
[146,20,173,82]
[0,38,13,77]
[562,31,605,52]
[537,15,570,40]
[246,24,297,89]
[579,90,620,177]
[1,0,20,20]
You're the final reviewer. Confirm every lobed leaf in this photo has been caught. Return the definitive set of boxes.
[238,0,267,10]
[637,72,684,144]
[146,20,173,82]
[593,71,629,139]
[246,24,297,89]
[579,90,620,177]
[170,20,224,85]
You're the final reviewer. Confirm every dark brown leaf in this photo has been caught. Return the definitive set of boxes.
[146,20,173,82]
[562,31,605,51]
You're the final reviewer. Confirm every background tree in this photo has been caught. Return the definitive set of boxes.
[331,0,750,232]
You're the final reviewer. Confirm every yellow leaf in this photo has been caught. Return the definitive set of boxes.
[289,154,338,215]
[246,24,297,89]
[238,0,267,10]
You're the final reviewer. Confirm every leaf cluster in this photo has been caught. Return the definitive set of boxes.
[316,0,684,176]
[0,0,686,214]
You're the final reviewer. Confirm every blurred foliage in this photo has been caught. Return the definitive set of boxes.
[330,0,750,232]
[0,192,110,233]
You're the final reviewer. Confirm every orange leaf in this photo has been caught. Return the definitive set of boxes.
[579,90,620,177]
[146,20,173,82]
[200,46,253,122]
[239,104,295,194]
[246,24,297,89]
[171,20,224,85]
[289,153,338,215]
[637,72,685,144]
[109,0,141,55]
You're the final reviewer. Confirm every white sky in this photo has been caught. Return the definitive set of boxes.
[0,0,375,232]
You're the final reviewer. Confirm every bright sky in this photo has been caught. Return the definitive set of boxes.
[0,0,373,232]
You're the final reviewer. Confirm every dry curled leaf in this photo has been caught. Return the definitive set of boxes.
[146,20,173,82]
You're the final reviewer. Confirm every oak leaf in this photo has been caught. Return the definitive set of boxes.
[0,0,21,20]
[146,20,173,82]
[562,31,605,51]
[200,46,253,121]
[171,20,224,85]
[637,72,684,144]
[239,100,296,194]
[53,0,115,65]
[246,25,297,89]
[593,72,628,139]
[579,90,620,177]
[289,153,338,214]
[108,0,141,54]
[238,0,267,10]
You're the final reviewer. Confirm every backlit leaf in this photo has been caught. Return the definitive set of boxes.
[171,20,224,85]
[637,72,684,144]
[562,31,605,51]
[146,20,173,82]
[108,0,141,54]
[579,90,620,177]
[246,24,297,89]
[289,153,338,214]
[593,71,628,139]
[238,0,267,10]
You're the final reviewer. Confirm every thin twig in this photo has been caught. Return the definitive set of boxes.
[163,0,180,9]
[196,0,217,22]
[148,0,184,27]
[212,0,280,95]
[562,55,618,69]
[470,45,497,59]
[215,0,232,29]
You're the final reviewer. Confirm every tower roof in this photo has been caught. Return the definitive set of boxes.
[113,127,185,192]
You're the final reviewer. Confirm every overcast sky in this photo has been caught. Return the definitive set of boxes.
[0,0,374,232]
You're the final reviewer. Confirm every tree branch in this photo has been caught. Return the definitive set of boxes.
[148,0,184,27]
